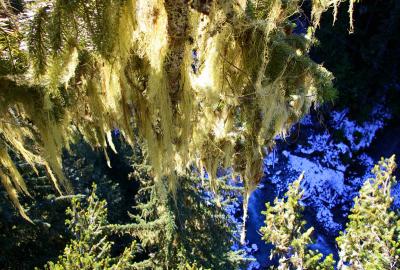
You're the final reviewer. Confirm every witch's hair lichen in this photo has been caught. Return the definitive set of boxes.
[0,0,352,226]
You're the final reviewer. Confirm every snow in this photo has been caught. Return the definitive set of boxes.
[251,244,259,252]
[299,114,313,126]
[229,103,393,268]
[295,131,351,172]
[330,106,390,151]
[259,104,392,236]
[281,152,345,233]
[391,183,400,209]
[286,154,345,196]
[357,153,374,168]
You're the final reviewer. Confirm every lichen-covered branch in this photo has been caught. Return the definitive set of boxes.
[0,0,352,221]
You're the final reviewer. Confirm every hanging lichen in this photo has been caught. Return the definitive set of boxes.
[0,0,353,226]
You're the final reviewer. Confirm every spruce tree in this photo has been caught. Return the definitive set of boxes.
[109,156,247,269]
[261,173,335,270]
[337,155,400,270]
[44,183,137,270]
[42,150,248,269]
[261,156,400,270]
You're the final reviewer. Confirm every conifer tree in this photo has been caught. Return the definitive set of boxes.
[261,173,335,270]
[261,157,400,270]
[109,157,247,269]
[42,154,247,269]
[337,155,400,270]
[44,183,137,270]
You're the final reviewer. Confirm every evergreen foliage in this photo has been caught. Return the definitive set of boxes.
[262,156,400,269]
[0,138,135,270]
[44,183,137,270]
[30,142,247,269]
[337,155,400,270]
[1,137,246,269]
[261,172,335,269]
[109,159,247,269]
[0,0,27,74]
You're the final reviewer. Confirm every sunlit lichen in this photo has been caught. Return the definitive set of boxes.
[0,0,351,225]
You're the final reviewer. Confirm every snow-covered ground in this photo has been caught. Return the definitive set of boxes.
[266,105,390,234]
[245,104,394,268]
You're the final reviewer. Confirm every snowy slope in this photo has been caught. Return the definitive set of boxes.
[245,105,393,268]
